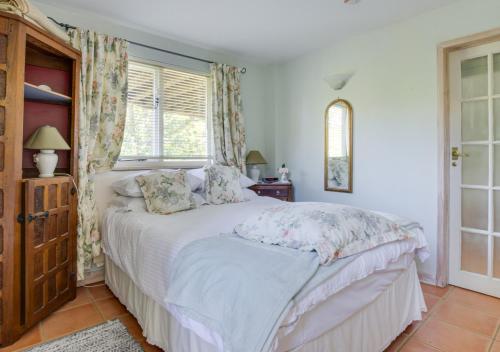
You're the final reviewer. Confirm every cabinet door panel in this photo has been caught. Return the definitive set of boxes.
[24,177,76,326]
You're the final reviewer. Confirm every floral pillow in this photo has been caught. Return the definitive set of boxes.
[204,165,244,205]
[234,202,415,264]
[136,170,197,214]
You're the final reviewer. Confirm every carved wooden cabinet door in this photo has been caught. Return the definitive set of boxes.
[24,176,76,326]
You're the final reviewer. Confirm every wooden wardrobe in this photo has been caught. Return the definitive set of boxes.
[0,12,80,346]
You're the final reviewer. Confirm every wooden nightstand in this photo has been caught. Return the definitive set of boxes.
[249,182,294,202]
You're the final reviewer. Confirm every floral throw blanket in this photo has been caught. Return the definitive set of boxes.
[234,202,417,264]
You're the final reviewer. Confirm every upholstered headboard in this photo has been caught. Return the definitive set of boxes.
[94,170,139,230]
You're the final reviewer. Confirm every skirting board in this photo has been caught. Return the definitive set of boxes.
[418,271,438,286]
[77,267,105,287]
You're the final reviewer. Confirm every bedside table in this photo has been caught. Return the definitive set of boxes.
[249,182,294,202]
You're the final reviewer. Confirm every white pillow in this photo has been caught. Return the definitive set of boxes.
[240,173,257,188]
[112,171,149,197]
[110,193,207,213]
[242,188,259,201]
[188,167,256,191]
[109,195,147,212]
[112,169,203,197]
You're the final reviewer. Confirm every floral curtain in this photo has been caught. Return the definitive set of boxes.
[210,63,247,173]
[68,29,128,280]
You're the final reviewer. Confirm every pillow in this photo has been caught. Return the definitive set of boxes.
[242,188,259,201]
[204,165,244,205]
[110,193,207,212]
[192,192,209,207]
[234,202,415,265]
[112,171,149,197]
[136,170,197,214]
[112,169,203,197]
[239,173,256,188]
[109,195,147,212]
[188,167,256,191]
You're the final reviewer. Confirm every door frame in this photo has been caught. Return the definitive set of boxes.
[437,27,500,287]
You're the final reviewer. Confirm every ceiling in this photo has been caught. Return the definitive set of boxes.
[36,0,459,63]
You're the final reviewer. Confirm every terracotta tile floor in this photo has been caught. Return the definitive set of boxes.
[1,282,499,352]
[0,283,161,352]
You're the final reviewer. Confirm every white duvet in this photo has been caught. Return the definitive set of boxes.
[102,196,429,349]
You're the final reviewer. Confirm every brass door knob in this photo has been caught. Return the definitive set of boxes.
[451,147,469,161]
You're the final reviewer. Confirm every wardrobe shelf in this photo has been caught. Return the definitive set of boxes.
[24,82,72,104]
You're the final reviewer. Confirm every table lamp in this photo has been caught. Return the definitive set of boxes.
[246,150,267,182]
[24,125,71,178]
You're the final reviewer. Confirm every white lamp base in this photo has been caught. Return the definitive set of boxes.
[34,150,58,178]
[249,165,260,182]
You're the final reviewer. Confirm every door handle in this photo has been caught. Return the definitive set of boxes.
[26,211,49,223]
[451,147,469,161]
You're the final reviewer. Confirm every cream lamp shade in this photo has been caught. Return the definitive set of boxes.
[24,125,71,150]
[246,150,267,182]
[24,125,70,178]
[246,150,267,165]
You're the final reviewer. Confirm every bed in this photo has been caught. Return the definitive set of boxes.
[102,195,428,352]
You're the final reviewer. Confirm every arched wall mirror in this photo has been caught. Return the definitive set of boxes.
[324,99,353,193]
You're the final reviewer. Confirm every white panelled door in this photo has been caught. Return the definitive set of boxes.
[449,42,500,297]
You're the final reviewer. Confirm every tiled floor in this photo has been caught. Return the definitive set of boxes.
[1,282,499,352]
[0,283,161,352]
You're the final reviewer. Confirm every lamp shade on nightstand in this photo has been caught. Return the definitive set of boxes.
[246,150,267,182]
[24,125,71,178]
[246,150,267,165]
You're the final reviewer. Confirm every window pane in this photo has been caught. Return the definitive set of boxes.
[461,232,488,275]
[495,191,500,233]
[462,145,488,186]
[461,56,488,99]
[462,188,488,230]
[462,100,488,142]
[120,61,209,160]
[495,98,500,141]
[494,236,500,278]
[494,53,500,95]
[161,68,208,158]
[495,146,500,187]
[121,62,157,158]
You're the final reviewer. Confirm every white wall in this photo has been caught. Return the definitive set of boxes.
[33,1,276,174]
[271,0,500,281]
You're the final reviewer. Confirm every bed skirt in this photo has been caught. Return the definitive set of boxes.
[105,255,425,352]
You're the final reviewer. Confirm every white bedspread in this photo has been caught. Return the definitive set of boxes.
[102,197,428,349]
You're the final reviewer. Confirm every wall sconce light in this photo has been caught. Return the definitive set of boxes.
[324,72,354,91]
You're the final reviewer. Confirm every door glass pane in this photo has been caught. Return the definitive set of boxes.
[494,53,500,95]
[462,56,488,99]
[494,236,500,278]
[462,145,489,185]
[495,191,500,232]
[462,189,488,230]
[462,100,488,141]
[461,232,488,275]
[495,98,500,140]
[495,146,500,187]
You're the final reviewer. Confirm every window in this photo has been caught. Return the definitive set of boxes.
[119,60,211,166]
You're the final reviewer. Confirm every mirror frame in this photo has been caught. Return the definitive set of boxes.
[324,98,353,193]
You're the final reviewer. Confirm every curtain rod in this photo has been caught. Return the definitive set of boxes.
[48,17,247,74]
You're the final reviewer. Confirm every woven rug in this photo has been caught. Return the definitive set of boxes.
[25,319,144,351]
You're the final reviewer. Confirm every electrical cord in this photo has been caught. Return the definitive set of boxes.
[54,173,79,195]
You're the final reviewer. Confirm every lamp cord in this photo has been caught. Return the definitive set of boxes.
[54,173,79,195]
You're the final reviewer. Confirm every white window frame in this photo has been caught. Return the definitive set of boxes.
[114,57,213,171]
